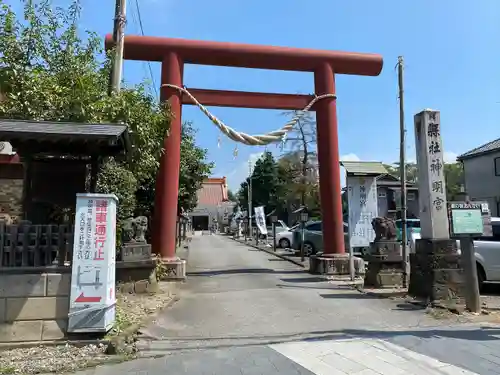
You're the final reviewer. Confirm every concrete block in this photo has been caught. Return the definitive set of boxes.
[159,259,186,280]
[0,274,46,297]
[41,320,67,340]
[46,273,71,296]
[0,320,43,342]
[134,280,150,294]
[5,296,69,321]
[309,254,365,276]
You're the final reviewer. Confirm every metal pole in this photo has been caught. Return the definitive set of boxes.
[110,0,126,94]
[272,222,276,252]
[300,221,305,262]
[460,237,481,313]
[398,56,409,288]
[248,160,253,239]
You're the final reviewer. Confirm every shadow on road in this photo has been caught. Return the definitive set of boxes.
[281,277,329,283]
[140,326,500,353]
[187,268,305,276]
[319,292,386,300]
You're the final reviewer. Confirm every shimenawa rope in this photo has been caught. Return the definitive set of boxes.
[161,84,336,146]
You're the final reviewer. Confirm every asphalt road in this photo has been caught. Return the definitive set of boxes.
[76,235,500,375]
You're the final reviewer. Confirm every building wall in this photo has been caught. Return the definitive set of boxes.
[0,270,70,342]
[462,153,500,216]
[374,187,419,218]
[0,163,24,222]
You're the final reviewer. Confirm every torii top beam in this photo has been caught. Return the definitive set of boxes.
[104,35,383,76]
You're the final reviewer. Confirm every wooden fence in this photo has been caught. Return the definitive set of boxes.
[0,223,74,267]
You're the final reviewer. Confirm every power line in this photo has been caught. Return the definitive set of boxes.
[133,0,158,98]
[128,0,152,86]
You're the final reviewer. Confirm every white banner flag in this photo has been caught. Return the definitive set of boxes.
[347,176,378,248]
[254,206,267,235]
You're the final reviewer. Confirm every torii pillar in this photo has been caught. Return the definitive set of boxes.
[105,35,383,274]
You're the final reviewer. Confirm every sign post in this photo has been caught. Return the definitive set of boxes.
[448,202,491,313]
[347,176,378,279]
[68,193,118,333]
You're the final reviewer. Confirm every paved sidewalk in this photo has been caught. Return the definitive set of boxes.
[73,235,500,374]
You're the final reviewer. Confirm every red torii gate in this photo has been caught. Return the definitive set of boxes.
[104,35,383,260]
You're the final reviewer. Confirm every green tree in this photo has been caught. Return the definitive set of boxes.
[444,162,464,200]
[178,122,214,212]
[383,162,418,183]
[238,152,281,215]
[0,0,168,219]
[0,0,213,221]
[384,161,464,201]
[227,189,237,202]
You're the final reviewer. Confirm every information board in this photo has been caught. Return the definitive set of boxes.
[68,193,118,333]
[448,202,489,237]
[347,176,378,247]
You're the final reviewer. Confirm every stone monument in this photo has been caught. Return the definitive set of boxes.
[121,216,152,261]
[364,217,404,288]
[408,109,465,303]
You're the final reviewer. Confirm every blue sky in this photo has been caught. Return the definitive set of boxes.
[8,0,500,191]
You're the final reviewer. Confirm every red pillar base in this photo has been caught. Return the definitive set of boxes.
[308,253,365,277]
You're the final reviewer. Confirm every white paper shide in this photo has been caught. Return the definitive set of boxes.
[347,176,378,248]
[68,193,118,333]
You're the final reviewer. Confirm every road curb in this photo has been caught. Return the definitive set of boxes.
[106,295,180,354]
[229,236,306,268]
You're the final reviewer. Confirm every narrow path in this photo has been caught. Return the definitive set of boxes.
[78,235,500,374]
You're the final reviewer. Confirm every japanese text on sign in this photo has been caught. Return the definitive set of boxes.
[347,176,378,248]
[426,111,446,212]
[95,199,108,261]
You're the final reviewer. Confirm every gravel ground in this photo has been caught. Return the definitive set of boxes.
[0,282,176,375]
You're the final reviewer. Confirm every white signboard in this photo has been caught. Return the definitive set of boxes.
[68,193,118,333]
[254,206,267,235]
[347,176,378,247]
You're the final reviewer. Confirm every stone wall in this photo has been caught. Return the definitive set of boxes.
[0,270,70,342]
[0,178,23,221]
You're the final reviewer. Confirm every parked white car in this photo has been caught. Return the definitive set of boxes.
[410,217,500,288]
[275,224,300,249]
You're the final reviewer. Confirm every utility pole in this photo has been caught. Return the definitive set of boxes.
[109,0,127,94]
[248,160,253,240]
[397,56,409,288]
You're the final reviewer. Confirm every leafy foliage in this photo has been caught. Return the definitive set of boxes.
[227,189,237,202]
[0,0,213,224]
[238,152,281,215]
[384,161,464,200]
[178,122,214,212]
[96,159,137,221]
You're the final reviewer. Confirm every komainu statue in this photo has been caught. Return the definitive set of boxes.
[122,216,148,243]
[371,217,397,242]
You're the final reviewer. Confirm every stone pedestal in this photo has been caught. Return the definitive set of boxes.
[408,238,465,303]
[159,258,187,280]
[309,253,365,276]
[364,240,404,288]
[121,241,152,262]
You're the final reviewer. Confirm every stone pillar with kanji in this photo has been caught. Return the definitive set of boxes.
[408,109,465,304]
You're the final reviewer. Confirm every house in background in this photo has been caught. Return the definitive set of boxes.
[340,161,420,220]
[189,177,236,231]
[457,138,500,217]
[376,174,419,219]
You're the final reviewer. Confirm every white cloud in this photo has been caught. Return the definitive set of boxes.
[340,153,361,162]
[224,152,264,192]
[443,151,459,163]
